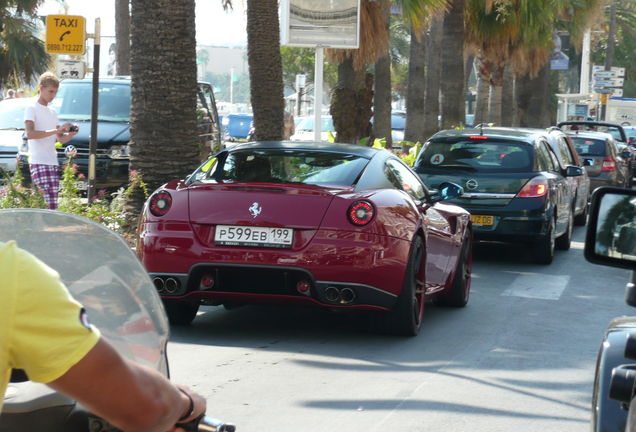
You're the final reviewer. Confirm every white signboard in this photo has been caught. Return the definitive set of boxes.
[594,70,616,79]
[593,65,626,78]
[280,0,361,48]
[57,59,85,79]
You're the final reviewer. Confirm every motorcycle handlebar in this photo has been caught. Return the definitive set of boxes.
[179,414,236,432]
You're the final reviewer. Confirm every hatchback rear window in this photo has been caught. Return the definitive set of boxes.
[570,137,606,156]
[415,140,534,173]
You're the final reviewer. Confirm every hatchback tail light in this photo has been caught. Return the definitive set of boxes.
[517,177,548,198]
[149,191,172,217]
[348,201,375,226]
[602,156,617,172]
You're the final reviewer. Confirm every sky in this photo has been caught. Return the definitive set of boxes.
[38,0,248,46]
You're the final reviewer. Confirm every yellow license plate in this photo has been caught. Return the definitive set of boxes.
[471,215,494,226]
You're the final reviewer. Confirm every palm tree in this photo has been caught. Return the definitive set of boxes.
[125,0,199,218]
[374,3,393,147]
[404,25,425,144]
[440,0,466,130]
[246,0,284,141]
[115,0,130,76]
[423,12,443,140]
[328,0,447,144]
[0,5,50,90]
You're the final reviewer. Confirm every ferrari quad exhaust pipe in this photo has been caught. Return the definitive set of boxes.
[325,286,340,302]
[340,288,356,304]
[164,278,179,294]
[324,286,356,304]
[153,277,165,293]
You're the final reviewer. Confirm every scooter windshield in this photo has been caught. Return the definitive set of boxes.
[0,210,169,376]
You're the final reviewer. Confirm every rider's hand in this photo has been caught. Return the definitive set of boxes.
[170,385,206,432]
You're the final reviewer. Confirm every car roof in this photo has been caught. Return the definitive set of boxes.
[430,127,543,145]
[225,140,381,158]
[564,130,614,141]
[0,97,36,107]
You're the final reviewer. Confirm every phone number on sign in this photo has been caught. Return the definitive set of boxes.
[47,43,84,52]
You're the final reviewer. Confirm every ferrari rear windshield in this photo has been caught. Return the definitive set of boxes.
[416,140,534,173]
[199,150,370,187]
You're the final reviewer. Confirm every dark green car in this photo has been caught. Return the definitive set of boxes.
[413,127,583,264]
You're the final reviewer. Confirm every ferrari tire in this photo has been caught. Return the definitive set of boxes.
[438,230,472,307]
[573,201,588,226]
[532,217,555,265]
[555,208,573,251]
[376,236,425,337]
[163,300,199,326]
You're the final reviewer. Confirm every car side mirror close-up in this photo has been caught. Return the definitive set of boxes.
[426,182,464,203]
[585,187,636,271]
[565,166,583,177]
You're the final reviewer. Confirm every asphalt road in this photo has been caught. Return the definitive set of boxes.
[167,225,635,432]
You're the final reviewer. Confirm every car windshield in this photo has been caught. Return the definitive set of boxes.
[563,124,623,141]
[624,127,636,140]
[295,117,335,132]
[0,101,29,129]
[50,81,131,122]
[193,149,369,187]
[571,137,607,156]
[415,139,534,173]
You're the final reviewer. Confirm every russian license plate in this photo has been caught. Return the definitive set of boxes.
[471,215,494,226]
[74,181,87,191]
[215,225,293,248]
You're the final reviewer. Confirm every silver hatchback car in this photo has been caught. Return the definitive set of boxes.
[0,98,33,179]
[566,130,631,193]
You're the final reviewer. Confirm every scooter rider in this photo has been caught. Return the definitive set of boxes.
[0,240,206,432]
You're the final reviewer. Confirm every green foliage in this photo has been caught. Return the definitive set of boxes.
[1,159,149,237]
[203,71,251,104]
[355,136,422,167]
[0,168,46,208]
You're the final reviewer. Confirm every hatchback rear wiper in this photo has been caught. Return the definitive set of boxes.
[436,164,477,171]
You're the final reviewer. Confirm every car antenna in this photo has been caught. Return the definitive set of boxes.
[480,123,484,136]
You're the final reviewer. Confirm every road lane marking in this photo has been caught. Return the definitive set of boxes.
[501,274,570,300]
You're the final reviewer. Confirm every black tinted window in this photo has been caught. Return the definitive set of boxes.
[557,137,575,165]
[415,139,534,173]
[571,137,606,156]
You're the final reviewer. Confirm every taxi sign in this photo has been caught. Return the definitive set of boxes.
[45,15,86,54]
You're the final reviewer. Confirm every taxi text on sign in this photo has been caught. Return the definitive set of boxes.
[45,15,86,55]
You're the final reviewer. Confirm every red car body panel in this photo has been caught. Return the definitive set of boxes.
[137,142,471,316]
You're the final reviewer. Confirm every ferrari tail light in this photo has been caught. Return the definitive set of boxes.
[348,201,375,226]
[149,191,172,217]
[602,156,617,172]
[517,177,548,198]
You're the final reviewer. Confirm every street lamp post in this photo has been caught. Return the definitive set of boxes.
[230,66,235,105]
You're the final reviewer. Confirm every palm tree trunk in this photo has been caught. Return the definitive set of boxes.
[487,64,504,125]
[374,3,392,147]
[488,84,502,125]
[423,13,443,141]
[115,0,131,75]
[404,26,425,145]
[473,56,489,126]
[528,63,549,128]
[331,58,374,144]
[514,73,532,127]
[500,62,514,126]
[247,0,284,140]
[126,0,198,219]
[440,0,466,129]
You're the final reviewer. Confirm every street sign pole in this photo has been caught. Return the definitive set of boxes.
[87,19,100,204]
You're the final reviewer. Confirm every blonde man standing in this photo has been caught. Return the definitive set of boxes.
[24,72,78,210]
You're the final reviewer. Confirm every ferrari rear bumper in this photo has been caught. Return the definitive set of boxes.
[150,263,399,311]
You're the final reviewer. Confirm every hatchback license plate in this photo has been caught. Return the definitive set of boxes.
[471,215,494,226]
[215,225,293,248]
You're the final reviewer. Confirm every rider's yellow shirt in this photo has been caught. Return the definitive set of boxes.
[0,241,100,412]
